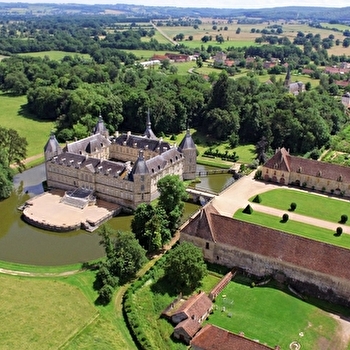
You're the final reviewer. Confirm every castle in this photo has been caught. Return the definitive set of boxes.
[44,114,197,210]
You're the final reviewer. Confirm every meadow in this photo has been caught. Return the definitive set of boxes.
[208,275,349,350]
[249,188,350,224]
[0,94,54,157]
[18,50,91,61]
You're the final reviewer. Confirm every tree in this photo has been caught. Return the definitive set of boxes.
[96,226,147,303]
[131,203,171,252]
[157,175,188,234]
[0,159,13,199]
[0,127,27,170]
[164,242,207,292]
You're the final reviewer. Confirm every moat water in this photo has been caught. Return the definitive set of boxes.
[0,164,232,266]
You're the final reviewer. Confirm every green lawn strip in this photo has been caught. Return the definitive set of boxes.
[0,259,84,274]
[250,188,350,225]
[234,210,350,249]
[207,276,341,349]
[0,93,54,157]
[0,274,97,350]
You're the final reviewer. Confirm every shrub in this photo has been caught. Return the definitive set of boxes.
[290,202,297,211]
[340,214,348,224]
[282,213,289,222]
[336,227,343,236]
[254,169,262,180]
[242,204,253,214]
[252,194,261,203]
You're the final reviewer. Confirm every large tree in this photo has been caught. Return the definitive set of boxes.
[96,226,147,304]
[164,242,207,292]
[0,127,27,170]
[157,175,188,234]
[131,203,171,252]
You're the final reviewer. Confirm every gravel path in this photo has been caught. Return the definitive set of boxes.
[212,171,350,234]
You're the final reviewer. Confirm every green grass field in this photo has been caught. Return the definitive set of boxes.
[0,269,137,350]
[0,274,97,350]
[0,94,54,157]
[234,210,350,249]
[18,50,91,61]
[208,276,347,349]
[250,189,350,224]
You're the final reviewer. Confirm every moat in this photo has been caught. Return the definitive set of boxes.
[0,164,233,265]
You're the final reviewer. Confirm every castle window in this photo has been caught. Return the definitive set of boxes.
[141,185,144,191]
[205,242,209,249]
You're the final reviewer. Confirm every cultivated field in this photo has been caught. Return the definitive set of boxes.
[208,275,349,350]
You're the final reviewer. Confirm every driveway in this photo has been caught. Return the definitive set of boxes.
[212,171,350,234]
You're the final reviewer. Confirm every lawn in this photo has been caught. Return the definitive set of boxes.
[0,274,97,350]
[234,210,350,249]
[0,93,54,157]
[0,268,137,350]
[208,276,347,349]
[250,188,350,225]
[18,50,91,61]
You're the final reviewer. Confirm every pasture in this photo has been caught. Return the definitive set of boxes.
[18,50,91,61]
[234,210,350,249]
[208,276,349,350]
[249,188,350,225]
[0,94,54,157]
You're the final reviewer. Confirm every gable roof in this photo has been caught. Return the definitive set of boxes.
[264,148,350,182]
[64,134,110,155]
[44,134,62,154]
[191,324,275,350]
[174,318,201,338]
[172,292,212,322]
[182,203,350,281]
[178,129,196,151]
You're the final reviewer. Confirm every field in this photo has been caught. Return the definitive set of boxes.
[0,94,54,157]
[234,210,350,249]
[249,189,350,224]
[0,274,97,349]
[0,270,137,350]
[208,276,349,349]
[18,50,91,61]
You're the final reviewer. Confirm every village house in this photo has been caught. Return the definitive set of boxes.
[44,114,197,210]
[284,68,305,95]
[342,91,350,108]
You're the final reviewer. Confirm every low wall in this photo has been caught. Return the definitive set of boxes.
[22,213,80,232]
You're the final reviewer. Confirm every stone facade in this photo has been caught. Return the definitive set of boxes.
[262,147,350,196]
[44,116,196,210]
[180,204,350,307]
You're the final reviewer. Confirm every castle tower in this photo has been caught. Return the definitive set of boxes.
[130,150,151,207]
[94,113,109,138]
[44,133,62,161]
[178,128,197,180]
[143,109,157,140]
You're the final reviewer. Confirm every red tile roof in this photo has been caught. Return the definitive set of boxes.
[264,148,350,182]
[191,324,275,350]
[182,204,350,281]
[174,318,201,338]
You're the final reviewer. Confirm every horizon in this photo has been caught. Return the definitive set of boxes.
[3,0,350,10]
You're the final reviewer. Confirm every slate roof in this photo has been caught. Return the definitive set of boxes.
[94,115,108,135]
[114,134,171,152]
[143,110,157,140]
[182,203,350,281]
[64,134,110,154]
[44,134,62,154]
[146,148,183,175]
[131,150,149,178]
[264,147,350,182]
[178,129,196,151]
[191,324,275,350]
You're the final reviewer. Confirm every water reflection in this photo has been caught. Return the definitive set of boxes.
[0,164,230,266]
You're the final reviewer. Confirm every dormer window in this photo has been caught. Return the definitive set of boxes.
[338,174,343,182]
[298,167,302,173]
[317,170,322,177]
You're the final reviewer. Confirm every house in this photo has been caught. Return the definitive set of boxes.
[284,68,305,95]
[180,202,350,307]
[191,324,278,350]
[165,53,191,62]
[162,291,213,344]
[213,51,226,65]
[341,92,350,108]
[324,66,350,75]
[262,147,350,196]
[44,114,197,210]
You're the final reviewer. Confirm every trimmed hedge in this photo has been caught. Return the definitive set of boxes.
[242,204,253,214]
